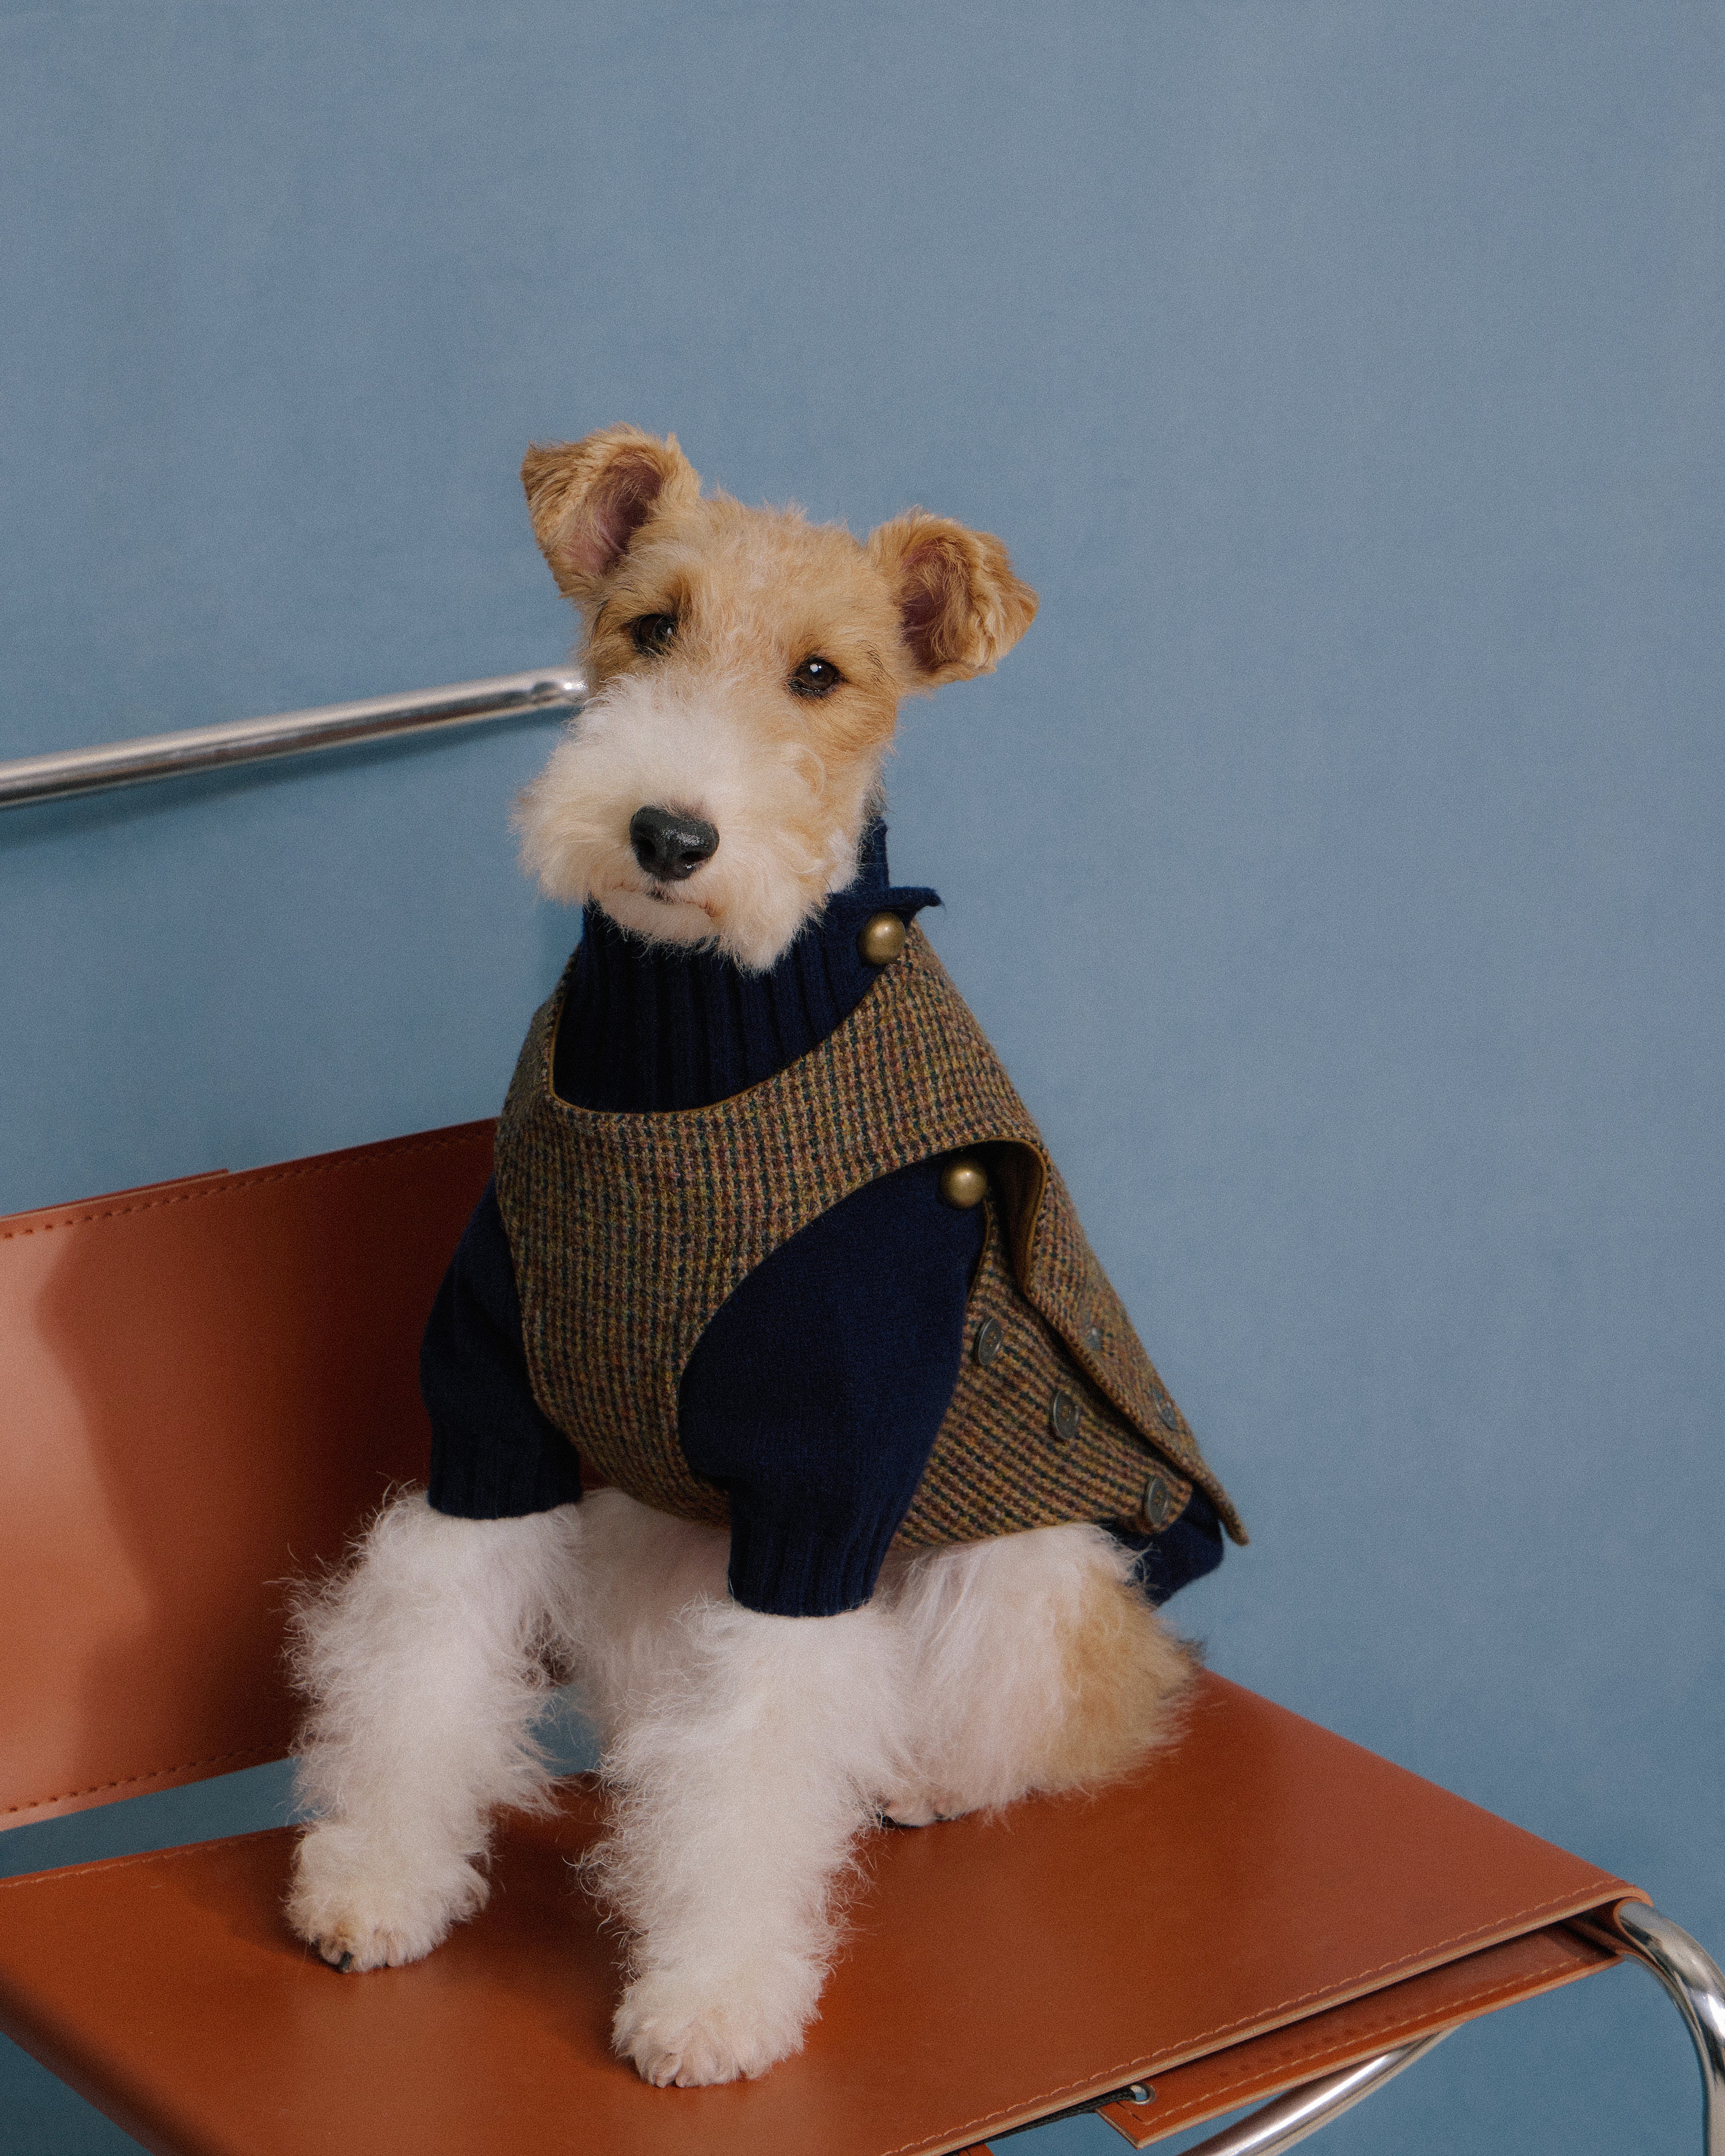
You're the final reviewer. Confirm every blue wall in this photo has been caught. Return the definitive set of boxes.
[2,4,1720,2151]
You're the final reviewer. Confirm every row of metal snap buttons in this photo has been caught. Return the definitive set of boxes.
[971,1313,1179,1527]
[939,1138,1182,1531]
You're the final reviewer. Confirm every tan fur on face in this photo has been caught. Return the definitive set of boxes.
[514,428,1037,969]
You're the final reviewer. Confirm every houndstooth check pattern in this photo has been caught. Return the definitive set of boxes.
[494,926,1245,1549]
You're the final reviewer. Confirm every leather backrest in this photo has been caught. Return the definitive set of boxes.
[0,1125,493,1826]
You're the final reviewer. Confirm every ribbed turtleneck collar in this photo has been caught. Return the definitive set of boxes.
[550,823,939,1113]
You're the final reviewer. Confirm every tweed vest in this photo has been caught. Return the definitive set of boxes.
[494,923,1246,1551]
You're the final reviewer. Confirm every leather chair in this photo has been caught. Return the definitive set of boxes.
[1,1126,1719,2156]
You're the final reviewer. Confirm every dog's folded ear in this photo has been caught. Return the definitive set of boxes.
[521,425,701,605]
[866,512,1038,688]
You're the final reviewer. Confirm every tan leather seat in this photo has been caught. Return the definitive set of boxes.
[0,1129,1673,2154]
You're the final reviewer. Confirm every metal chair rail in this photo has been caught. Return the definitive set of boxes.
[0,667,586,809]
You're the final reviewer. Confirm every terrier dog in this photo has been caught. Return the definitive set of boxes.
[286,426,1238,2089]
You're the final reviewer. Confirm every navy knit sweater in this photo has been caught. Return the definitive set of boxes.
[422,828,1223,1617]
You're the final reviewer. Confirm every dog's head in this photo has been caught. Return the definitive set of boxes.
[514,424,1037,971]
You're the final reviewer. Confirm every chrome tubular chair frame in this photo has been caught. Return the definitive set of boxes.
[1615,1906,1725,2156]
[1175,2030,1453,2156]
[0,667,586,808]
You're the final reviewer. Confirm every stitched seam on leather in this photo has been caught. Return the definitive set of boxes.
[0,1126,491,1243]
[876,1882,1626,2156]
[1109,1951,1606,2124]
[0,1783,607,1883]
[1,1748,281,1818]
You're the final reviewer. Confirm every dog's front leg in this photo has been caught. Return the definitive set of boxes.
[286,1491,578,1972]
[595,1592,904,2088]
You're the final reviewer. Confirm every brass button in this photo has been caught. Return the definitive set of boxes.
[857,911,907,966]
[1050,1388,1081,1446]
[1142,1474,1180,1530]
[1083,1322,1103,1353]
[975,1316,1004,1368]
[939,1155,988,1209]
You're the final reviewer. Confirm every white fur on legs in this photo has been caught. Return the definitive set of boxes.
[287,1488,1186,2075]
[570,1493,908,2088]
[286,1490,579,1972]
[877,1522,1192,1826]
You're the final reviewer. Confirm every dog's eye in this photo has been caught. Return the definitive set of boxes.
[789,655,843,699]
[630,613,678,658]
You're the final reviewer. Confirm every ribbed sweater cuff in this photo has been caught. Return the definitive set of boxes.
[427,1427,584,1520]
[726,1502,903,1617]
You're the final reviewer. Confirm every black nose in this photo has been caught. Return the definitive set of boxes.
[629,805,720,882]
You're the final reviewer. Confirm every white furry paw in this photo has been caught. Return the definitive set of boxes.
[286,1822,489,1973]
[876,1781,972,1828]
[613,1966,815,2087]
